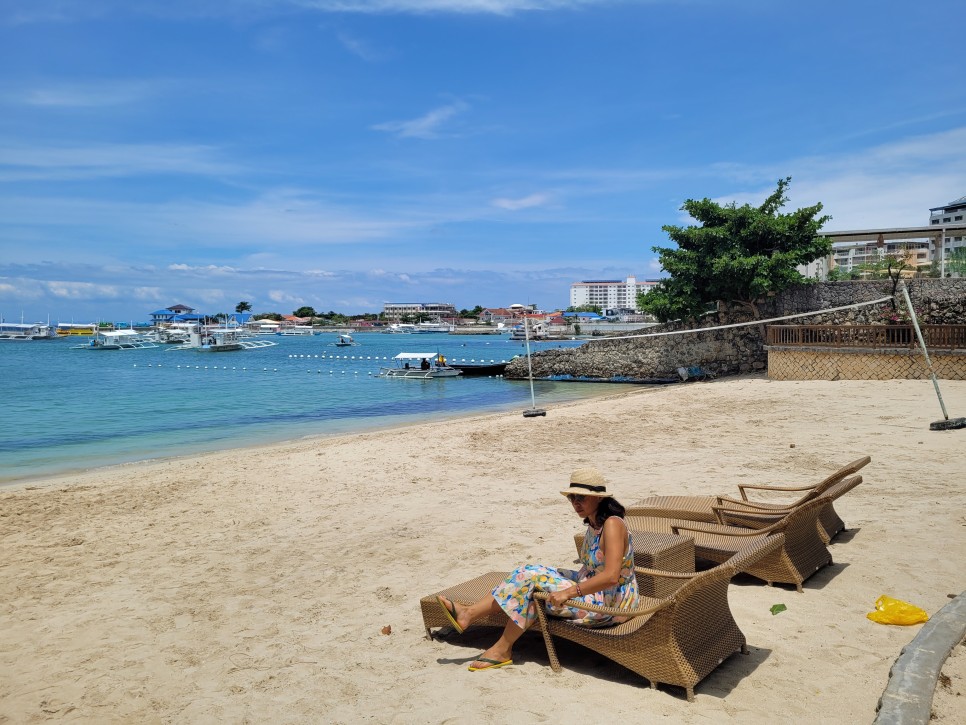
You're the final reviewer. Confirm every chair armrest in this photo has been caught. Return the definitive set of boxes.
[672,521,774,537]
[709,505,783,530]
[716,495,794,512]
[633,566,698,579]
[534,590,669,618]
[737,482,814,500]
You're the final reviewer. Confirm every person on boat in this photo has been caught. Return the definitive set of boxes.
[420,358,430,370]
[435,468,638,671]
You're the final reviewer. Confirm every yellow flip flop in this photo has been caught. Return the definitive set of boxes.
[436,595,464,634]
[468,657,512,672]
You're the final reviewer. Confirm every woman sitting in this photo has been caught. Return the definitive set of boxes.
[436,467,638,671]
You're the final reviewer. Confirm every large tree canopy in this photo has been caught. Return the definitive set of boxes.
[639,178,831,322]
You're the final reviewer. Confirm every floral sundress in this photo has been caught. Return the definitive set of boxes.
[490,517,639,629]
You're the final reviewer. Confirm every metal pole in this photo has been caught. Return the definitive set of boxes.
[524,317,537,409]
[899,281,949,420]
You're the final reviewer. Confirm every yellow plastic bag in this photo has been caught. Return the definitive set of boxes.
[866,595,929,626]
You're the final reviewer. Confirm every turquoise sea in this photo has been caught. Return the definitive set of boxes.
[0,332,608,484]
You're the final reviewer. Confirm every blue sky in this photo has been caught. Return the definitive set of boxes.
[1,0,965,322]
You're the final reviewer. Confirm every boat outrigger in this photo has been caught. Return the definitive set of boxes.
[71,329,159,350]
[167,326,277,352]
[379,352,462,379]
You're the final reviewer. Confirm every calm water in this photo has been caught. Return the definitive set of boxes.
[0,332,605,483]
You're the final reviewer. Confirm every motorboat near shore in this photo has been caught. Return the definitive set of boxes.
[333,333,359,347]
[379,352,462,379]
[448,360,509,376]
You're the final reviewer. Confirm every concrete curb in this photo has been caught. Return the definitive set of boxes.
[874,592,966,724]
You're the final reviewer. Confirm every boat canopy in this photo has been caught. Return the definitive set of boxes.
[99,329,141,338]
[393,352,440,360]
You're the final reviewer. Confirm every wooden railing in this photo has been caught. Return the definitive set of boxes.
[766,325,966,349]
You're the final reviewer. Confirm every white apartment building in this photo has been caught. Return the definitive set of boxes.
[381,302,458,321]
[569,276,659,312]
[830,239,931,275]
[930,195,966,260]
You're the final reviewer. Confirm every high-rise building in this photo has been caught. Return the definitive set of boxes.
[569,276,659,312]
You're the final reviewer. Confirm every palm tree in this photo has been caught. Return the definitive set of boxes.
[235,301,252,313]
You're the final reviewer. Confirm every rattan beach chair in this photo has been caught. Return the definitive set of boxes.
[626,493,840,592]
[531,534,786,702]
[629,455,870,543]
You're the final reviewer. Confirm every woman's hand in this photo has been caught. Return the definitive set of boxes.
[548,586,578,607]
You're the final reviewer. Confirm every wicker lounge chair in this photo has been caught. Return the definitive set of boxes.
[629,455,871,543]
[626,493,840,592]
[531,534,786,701]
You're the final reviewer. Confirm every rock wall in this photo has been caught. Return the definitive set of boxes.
[504,279,966,380]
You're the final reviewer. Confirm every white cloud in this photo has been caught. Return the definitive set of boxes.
[371,101,468,139]
[268,289,306,304]
[2,0,617,24]
[0,142,236,181]
[337,31,387,61]
[46,281,122,299]
[491,193,550,211]
[290,0,610,15]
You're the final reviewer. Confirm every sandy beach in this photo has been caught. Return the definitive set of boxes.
[1,376,964,723]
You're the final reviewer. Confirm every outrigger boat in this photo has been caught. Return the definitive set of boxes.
[71,329,159,350]
[167,326,277,352]
[333,333,359,347]
[379,352,462,379]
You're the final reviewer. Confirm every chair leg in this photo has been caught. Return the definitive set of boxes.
[686,686,695,703]
[533,596,563,673]
[425,628,433,640]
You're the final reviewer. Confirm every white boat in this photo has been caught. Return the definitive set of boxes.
[276,325,318,336]
[0,321,57,341]
[415,321,455,333]
[167,326,278,352]
[383,323,417,334]
[333,333,359,347]
[379,352,462,379]
[509,322,549,341]
[71,329,159,350]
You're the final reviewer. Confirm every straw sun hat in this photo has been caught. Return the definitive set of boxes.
[559,467,611,498]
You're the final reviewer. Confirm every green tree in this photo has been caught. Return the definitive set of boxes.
[293,306,317,319]
[947,248,966,277]
[235,301,252,313]
[566,305,602,314]
[254,312,283,321]
[639,177,832,322]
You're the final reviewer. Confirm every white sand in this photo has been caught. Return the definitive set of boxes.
[1,377,964,723]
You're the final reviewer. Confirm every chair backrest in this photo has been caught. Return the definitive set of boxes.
[820,473,863,501]
[812,456,871,494]
[786,459,870,507]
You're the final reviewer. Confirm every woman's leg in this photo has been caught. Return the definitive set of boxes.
[468,619,526,668]
[438,593,501,632]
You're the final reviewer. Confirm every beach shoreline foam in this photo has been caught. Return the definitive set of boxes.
[1,377,964,722]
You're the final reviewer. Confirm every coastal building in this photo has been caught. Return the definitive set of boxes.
[930,195,966,261]
[381,302,458,322]
[150,304,197,325]
[830,238,931,276]
[569,276,659,312]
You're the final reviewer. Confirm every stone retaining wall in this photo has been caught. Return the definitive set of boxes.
[504,280,966,381]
